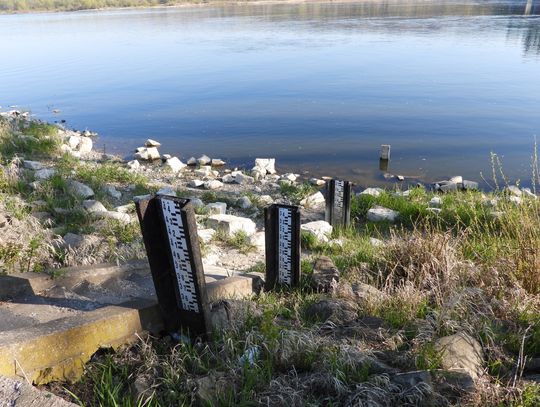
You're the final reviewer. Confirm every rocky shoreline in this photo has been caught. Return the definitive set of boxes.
[2,111,540,406]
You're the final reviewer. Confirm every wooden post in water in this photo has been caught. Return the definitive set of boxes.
[264,204,301,290]
[380,144,391,160]
[135,195,210,338]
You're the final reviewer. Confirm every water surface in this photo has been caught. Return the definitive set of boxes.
[1,0,539,186]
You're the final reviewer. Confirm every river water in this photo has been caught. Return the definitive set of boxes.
[1,0,539,186]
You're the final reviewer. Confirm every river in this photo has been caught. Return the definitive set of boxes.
[1,0,539,186]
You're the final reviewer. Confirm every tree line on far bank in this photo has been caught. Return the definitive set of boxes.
[0,0,188,12]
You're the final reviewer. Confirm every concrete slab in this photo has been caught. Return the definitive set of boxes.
[0,261,262,384]
[0,299,162,384]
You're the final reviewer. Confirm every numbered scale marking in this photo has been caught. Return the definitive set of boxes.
[325,179,352,227]
[277,207,293,285]
[160,198,200,313]
[265,204,301,289]
[135,195,209,337]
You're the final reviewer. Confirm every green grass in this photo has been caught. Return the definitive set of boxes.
[212,230,255,254]
[279,181,317,204]
[0,119,60,159]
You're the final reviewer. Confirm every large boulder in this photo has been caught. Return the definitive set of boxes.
[82,200,107,213]
[367,206,399,222]
[300,191,326,208]
[197,155,211,165]
[92,211,131,224]
[67,180,94,198]
[34,168,56,180]
[304,299,357,324]
[23,160,44,170]
[103,185,122,199]
[78,136,93,153]
[235,173,255,185]
[359,187,383,197]
[434,332,484,379]
[164,157,186,173]
[145,138,161,147]
[145,147,160,160]
[206,214,256,237]
[206,202,227,215]
[301,220,332,243]
[204,180,223,190]
[253,158,276,175]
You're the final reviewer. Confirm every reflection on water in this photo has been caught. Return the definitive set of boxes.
[0,0,539,187]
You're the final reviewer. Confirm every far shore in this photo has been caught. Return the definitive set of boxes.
[0,0,368,16]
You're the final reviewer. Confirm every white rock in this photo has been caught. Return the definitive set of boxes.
[300,191,326,208]
[212,170,220,177]
[104,185,122,200]
[68,135,81,150]
[68,180,94,198]
[509,195,522,205]
[367,206,399,222]
[34,168,56,180]
[237,196,252,209]
[429,197,442,207]
[162,154,172,160]
[60,144,72,153]
[82,200,107,213]
[115,204,134,213]
[135,147,146,153]
[222,174,235,183]
[206,202,227,215]
[309,178,326,186]
[259,195,273,205]
[522,188,537,199]
[189,179,204,188]
[207,214,257,237]
[194,166,212,177]
[370,237,384,247]
[79,137,93,153]
[23,160,43,170]
[248,231,265,250]
[198,155,211,165]
[127,160,140,170]
[164,157,186,173]
[211,158,225,166]
[187,157,197,165]
[189,198,204,208]
[254,158,276,175]
[282,173,297,182]
[197,228,216,244]
[93,211,131,224]
[134,150,149,160]
[426,207,442,214]
[146,147,160,160]
[450,175,463,183]
[235,173,255,185]
[301,221,333,243]
[145,139,161,147]
[506,185,522,196]
[359,187,384,197]
[251,167,265,180]
[156,187,176,196]
[204,180,223,190]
